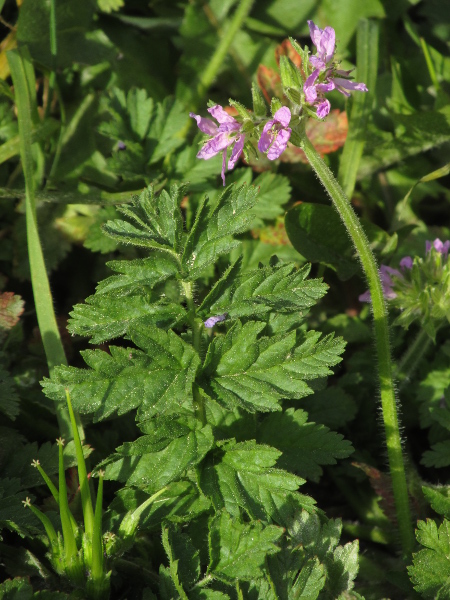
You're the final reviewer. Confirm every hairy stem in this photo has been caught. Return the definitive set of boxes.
[299,133,414,558]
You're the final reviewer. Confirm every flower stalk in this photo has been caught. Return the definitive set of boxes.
[299,133,414,558]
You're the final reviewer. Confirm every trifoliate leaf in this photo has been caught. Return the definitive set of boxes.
[103,184,185,253]
[42,326,200,422]
[101,423,213,492]
[68,294,185,344]
[200,322,345,413]
[200,439,303,521]
[208,511,283,583]
[422,441,450,468]
[258,408,354,482]
[182,184,258,279]
[408,519,450,599]
[0,365,20,421]
[200,262,327,319]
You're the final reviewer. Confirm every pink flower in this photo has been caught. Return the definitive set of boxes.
[308,21,336,71]
[204,313,227,328]
[359,265,402,303]
[305,20,368,118]
[257,106,292,160]
[400,256,413,270]
[190,105,245,185]
[426,238,450,258]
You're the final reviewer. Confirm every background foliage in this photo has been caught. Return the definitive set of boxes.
[0,0,449,598]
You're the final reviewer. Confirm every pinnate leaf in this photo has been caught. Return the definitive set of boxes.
[258,408,354,482]
[68,294,185,344]
[201,262,327,319]
[182,183,258,279]
[42,325,200,422]
[101,423,213,492]
[208,511,283,583]
[422,441,450,468]
[200,322,345,413]
[200,439,303,521]
[408,519,450,599]
[103,184,185,252]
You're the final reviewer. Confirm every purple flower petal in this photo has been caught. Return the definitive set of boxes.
[333,77,368,93]
[400,256,413,270]
[258,120,275,153]
[273,106,291,127]
[308,20,322,49]
[197,132,235,159]
[190,112,218,135]
[318,26,336,63]
[204,313,227,328]
[304,70,319,103]
[317,80,335,93]
[208,105,238,127]
[228,134,244,170]
[309,55,327,71]
[308,21,335,66]
[359,290,371,303]
[267,127,291,160]
[316,99,331,118]
[425,240,432,253]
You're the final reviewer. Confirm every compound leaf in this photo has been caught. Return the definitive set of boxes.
[201,439,303,521]
[208,511,283,583]
[258,408,354,482]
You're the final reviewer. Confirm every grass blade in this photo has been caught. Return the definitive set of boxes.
[338,19,379,199]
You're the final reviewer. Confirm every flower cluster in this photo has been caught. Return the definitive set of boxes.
[359,238,450,304]
[190,20,368,184]
[190,105,291,185]
[359,238,450,339]
[304,21,368,118]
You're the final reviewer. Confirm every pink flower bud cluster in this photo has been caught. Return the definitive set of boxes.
[359,238,450,303]
[304,21,368,118]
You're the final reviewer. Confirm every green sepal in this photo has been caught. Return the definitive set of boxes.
[228,99,252,122]
[279,55,303,91]
[251,82,267,117]
[270,97,283,116]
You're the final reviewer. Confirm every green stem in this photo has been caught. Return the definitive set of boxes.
[299,133,414,558]
[195,0,255,106]
[395,328,432,390]
[65,389,94,538]
[181,280,206,425]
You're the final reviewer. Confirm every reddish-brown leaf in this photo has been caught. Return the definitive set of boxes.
[352,461,397,523]
[0,292,25,332]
